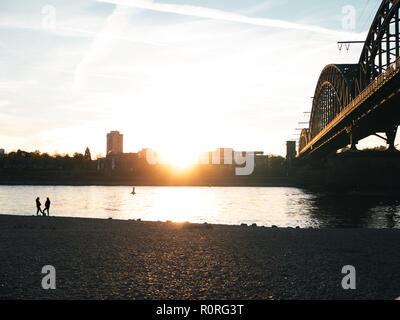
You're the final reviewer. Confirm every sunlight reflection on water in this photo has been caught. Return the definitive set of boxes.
[1,185,400,228]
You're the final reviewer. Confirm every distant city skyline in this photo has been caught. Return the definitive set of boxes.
[0,0,393,161]
[103,129,274,169]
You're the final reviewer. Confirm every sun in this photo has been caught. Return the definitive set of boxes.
[160,149,199,169]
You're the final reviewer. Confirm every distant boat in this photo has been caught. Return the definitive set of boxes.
[130,187,136,195]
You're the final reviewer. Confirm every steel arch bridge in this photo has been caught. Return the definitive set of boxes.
[299,0,400,158]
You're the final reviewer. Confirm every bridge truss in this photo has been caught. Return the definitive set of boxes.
[299,0,400,157]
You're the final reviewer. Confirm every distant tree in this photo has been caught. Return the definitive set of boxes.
[84,147,92,161]
[18,150,28,158]
[73,152,84,161]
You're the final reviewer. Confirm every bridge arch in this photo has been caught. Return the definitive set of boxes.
[308,64,359,140]
[299,128,309,152]
[357,0,400,93]
[299,1,400,156]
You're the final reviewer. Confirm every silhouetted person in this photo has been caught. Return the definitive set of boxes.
[36,197,43,216]
[43,197,51,216]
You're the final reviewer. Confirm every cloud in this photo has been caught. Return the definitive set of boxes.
[0,99,10,107]
[0,0,372,156]
[73,4,143,91]
[0,80,38,91]
[62,25,184,49]
[0,15,185,52]
[241,0,289,16]
[97,0,362,38]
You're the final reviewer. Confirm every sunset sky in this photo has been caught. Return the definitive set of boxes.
[0,0,386,160]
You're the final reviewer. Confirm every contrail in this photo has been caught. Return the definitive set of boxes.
[0,22,182,49]
[62,26,184,49]
[97,0,361,38]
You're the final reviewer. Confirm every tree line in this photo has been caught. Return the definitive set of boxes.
[0,148,95,170]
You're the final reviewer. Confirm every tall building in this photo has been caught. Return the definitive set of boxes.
[286,141,297,160]
[107,131,123,155]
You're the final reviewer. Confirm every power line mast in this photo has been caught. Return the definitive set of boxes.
[337,41,365,52]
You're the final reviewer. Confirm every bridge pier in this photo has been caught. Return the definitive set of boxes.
[385,126,398,151]
[349,132,358,151]
[298,1,400,161]
[346,125,359,152]
[372,126,398,151]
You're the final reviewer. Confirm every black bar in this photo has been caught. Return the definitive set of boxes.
[0,300,398,319]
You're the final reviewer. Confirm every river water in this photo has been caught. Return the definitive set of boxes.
[1,185,400,228]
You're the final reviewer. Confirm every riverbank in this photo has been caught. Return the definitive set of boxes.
[1,214,400,300]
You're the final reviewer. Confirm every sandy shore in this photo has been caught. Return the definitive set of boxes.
[1,214,400,300]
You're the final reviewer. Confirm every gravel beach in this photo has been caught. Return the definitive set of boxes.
[1,214,400,300]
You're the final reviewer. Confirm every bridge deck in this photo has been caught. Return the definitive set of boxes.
[299,56,400,158]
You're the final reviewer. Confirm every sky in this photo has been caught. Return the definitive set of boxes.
[0,0,386,161]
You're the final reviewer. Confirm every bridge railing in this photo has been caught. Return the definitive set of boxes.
[341,55,400,121]
[300,55,400,156]
[355,56,400,106]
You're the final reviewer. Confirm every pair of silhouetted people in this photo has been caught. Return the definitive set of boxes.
[36,197,51,216]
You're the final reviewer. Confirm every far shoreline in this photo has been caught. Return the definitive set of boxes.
[0,179,298,188]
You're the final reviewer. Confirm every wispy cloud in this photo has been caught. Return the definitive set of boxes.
[97,0,361,37]
[0,80,37,91]
[0,19,185,49]
[62,26,183,49]
[0,0,373,156]
[241,0,289,16]
[73,5,142,90]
